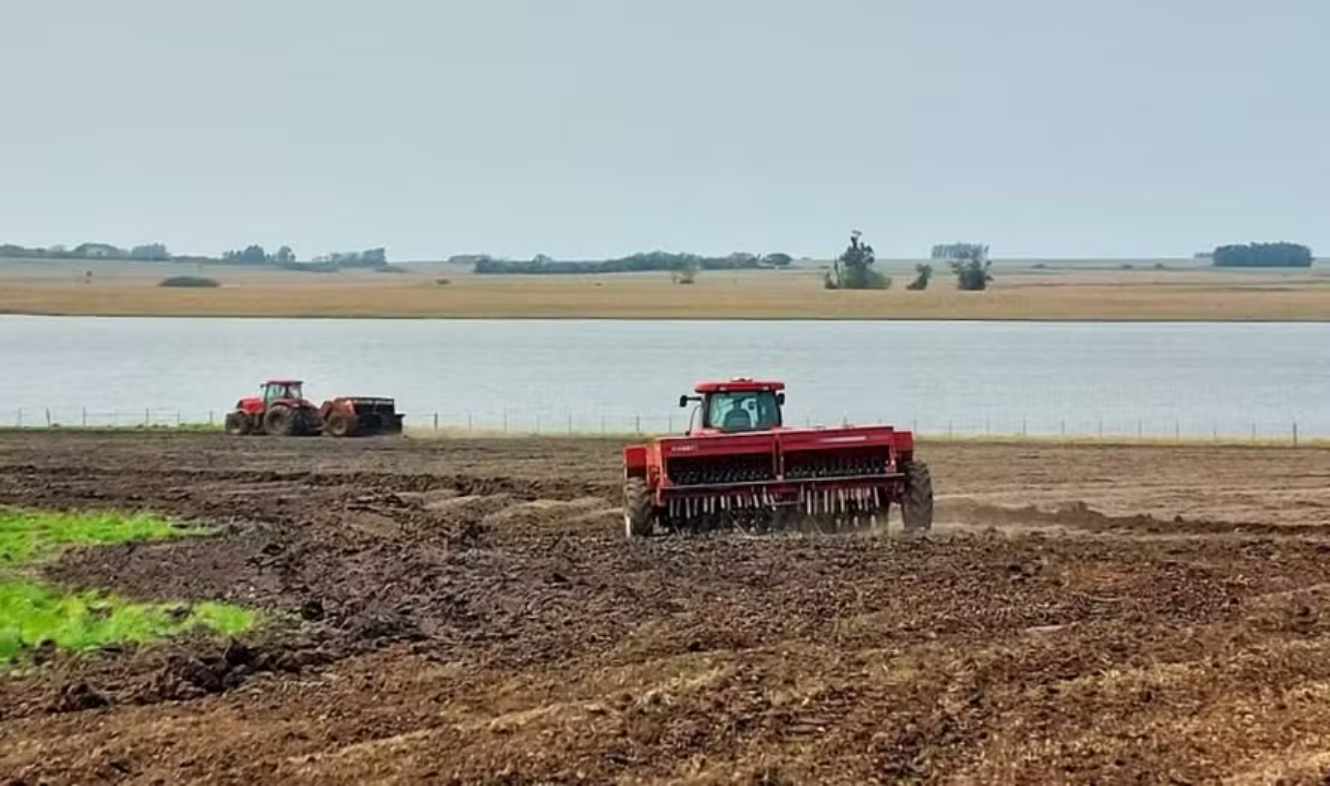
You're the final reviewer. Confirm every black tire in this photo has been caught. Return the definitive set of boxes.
[623,477,654,539]
[263,405,297,436]
[224,411,249,436]
[901,461,934,534]
[326,411,356,438]
[295,409,320,436]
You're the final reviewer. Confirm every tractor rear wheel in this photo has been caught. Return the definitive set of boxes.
[326,411,357,438]
[263,405,298,436]
[901,461,934,534]
[623,477,654,539]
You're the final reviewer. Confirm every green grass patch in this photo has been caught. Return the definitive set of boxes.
[0,508,210,567]
[0,507,256,665]
[0,580,257,662]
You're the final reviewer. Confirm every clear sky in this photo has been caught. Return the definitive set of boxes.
[2,0,1326,260]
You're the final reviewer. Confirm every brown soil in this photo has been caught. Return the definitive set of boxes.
[2,432,1330,784]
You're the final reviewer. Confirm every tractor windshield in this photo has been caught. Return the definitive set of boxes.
[265,383,302,402]
[706,391,781,432]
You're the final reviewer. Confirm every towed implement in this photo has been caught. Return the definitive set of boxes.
[622,379,932,538]
[224,380,404,437]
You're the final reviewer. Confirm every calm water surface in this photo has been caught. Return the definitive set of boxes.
[2,316,1326,438]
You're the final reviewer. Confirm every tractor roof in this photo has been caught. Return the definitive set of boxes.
[694,378,785,394]
[264,379,303,386]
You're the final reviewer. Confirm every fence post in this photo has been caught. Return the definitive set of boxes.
[1175,420,1180,442]
[635,415,641,434]
[1060,419,1066,437]
[1293,421,1299,448]
[1021,417,1027,438]
[433,412,438,431]
[208,410,214,427]
[83,407,87,428]
[467,412,473,432]
[45,408,51,427]
[145,408,150,427]
[176,410,181,427]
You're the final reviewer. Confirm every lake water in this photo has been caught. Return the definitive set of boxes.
[2,316,1326,439]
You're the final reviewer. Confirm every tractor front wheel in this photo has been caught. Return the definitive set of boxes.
[900,461,934,534]
[224,411,250,436]
[263,405,298,436]
[623,477,654,539]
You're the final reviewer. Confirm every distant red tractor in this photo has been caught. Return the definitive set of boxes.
[621,379,932,538]
[224,380,404,437]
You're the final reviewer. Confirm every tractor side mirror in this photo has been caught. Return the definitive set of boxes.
[679,395,689,408]
[776,393,785,406]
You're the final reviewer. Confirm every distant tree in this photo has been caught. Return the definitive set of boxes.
[1212,242,1312,268]
[317,247,388,267]
[932,242,989,261]
[532,253,554,265]
[129,243,170,261]
[949,246,993,291]
[906,263,933,290]
[221,245,268,263]
[762,252,793,267]
[47,244,68,257]
[826,231,889,290]
[273,246,296,264]
[72,242,128,259]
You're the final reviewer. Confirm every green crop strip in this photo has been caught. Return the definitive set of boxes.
[0,507,256,666]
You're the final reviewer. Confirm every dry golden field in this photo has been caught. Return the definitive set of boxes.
[1,258,1328,320]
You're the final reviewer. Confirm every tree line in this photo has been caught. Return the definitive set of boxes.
[473,251,793,275]
[0,242,170,261]
[0,241,391,269]
[1211,242,1312,268]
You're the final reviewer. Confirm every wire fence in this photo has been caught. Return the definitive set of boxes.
[2,407,1321,446]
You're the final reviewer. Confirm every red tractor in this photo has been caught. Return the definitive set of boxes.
[224,380,404,437]
[621,379,932,538]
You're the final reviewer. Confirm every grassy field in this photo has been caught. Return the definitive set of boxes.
[1,257,1328,320]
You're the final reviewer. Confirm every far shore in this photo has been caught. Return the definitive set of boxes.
[1,258,1328,321]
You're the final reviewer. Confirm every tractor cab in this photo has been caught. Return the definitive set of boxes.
[262,379,305,404]
[679,378,785,434]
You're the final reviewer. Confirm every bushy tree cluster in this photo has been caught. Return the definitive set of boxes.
[825,231,890,290]
[315,248,388,267]
[1212,242,1312,268]
[907,263,932,290]
[931,243,989,261]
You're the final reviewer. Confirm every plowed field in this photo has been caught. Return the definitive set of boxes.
[3,432,1330,784]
